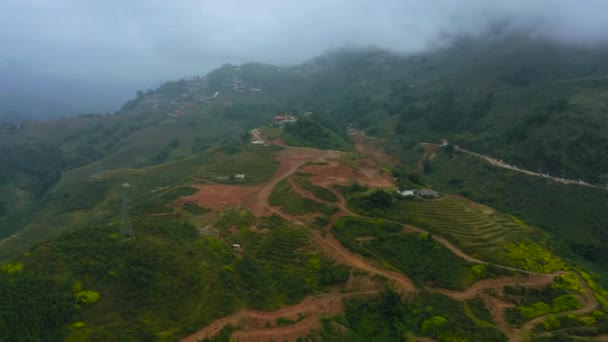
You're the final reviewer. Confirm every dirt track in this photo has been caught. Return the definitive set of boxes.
[518,273,598,342]
[182,131,598,342]
[179,146,342,216]
[312,231,417,294]
[454,145,606,190]
[429,273,558,301]
[181,291,377,342]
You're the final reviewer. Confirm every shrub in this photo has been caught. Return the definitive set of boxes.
[76,290,100,304]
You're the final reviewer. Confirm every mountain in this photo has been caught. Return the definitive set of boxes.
[1,33,608,341]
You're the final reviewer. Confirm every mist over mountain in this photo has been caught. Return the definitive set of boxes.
[2,1,608,120]
[3,2,608,341]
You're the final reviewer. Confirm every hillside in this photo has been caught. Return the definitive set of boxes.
[1,33,608,341]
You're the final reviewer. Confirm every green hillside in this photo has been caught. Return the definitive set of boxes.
[2,33,608,341]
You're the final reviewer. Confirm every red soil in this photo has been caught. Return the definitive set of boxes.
[302,161,393,188]
[176,146,342,215]
[416,143,437,174]
[351,133,397,166]
[181,290,377,342]
[176,184,261,210]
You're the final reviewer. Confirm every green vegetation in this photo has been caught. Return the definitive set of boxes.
[0,211,348,340]
[425,149,608,278]
[3,34,608,341]
[307,290,506,341]
[332,217,504,289]
[505,241,566,273]
[268,179,338,216]
[201,144,281,184]
[283,119,353,151]
[293,173,338,202]
[347,189,560,271]
[504,283,582,324]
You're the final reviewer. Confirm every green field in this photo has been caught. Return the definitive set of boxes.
[268,179,338,216]
[293,173,339,202]
[347,190,567,272]
[307,290,506,341]
[0,211,349,341]
[332,217,507,290]
[425,149,608,279]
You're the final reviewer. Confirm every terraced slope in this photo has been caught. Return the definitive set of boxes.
[396,196,532,259]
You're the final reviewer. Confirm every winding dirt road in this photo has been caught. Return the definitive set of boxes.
[429,273,559,301]
[181,291,377,342]
[518,273,598,342]
[453,145,606,191]
[183,132,601,342]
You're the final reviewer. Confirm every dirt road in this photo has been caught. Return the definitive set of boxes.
[518,273,598,342]
[183,131,599,341]
[181,291,377,342]
[248,147,342,216]
[454,146,605,190]
[429,273,558,301]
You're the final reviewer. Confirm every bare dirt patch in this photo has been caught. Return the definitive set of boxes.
[351,133,397,166]
[177,146,343,216]
[416,143,437,174]
[176,184,261,210]
[302,161,393,188]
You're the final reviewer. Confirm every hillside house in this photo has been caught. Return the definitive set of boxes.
[234,174,246,181]
[418,189,439,198]
[274,114,297,126]
[397,190,415,197]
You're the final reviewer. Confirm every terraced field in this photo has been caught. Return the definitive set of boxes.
[397,196,532,259]
[253,227,310,265]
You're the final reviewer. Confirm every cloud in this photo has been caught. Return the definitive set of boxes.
[1,0,607,112]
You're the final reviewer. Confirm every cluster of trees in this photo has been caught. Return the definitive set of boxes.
[0,143,65,195]
[0,210,351,340]
[311,290,506,341]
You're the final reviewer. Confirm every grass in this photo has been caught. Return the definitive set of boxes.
[261,127,283,139]
[0,210,349,341]
[332,217,502,290]
[268,179,338,216]
[345,189,571,274]
[199,145,281,184]
[425,149,608,279]
[503,283,583,325]
[293,173,338,202]
[322,290,508,341]
[283,119,354,151]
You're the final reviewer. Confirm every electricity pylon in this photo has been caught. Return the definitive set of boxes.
[121,183,134,238]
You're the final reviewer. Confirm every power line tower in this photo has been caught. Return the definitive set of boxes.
[121,183,134,238]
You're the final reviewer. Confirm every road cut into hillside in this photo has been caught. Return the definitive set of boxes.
[181,290,378,342]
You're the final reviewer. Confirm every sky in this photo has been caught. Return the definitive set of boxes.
[2,0,608,115]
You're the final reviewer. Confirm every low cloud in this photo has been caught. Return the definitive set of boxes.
[1,0,607,112]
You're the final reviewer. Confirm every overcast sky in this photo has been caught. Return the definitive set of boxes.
[2,0,608,113]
